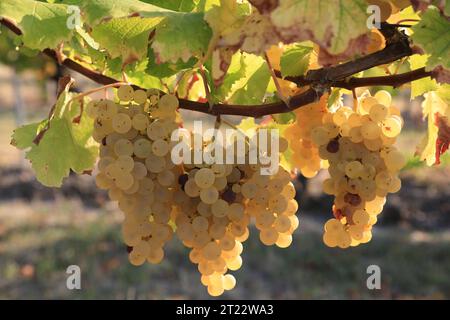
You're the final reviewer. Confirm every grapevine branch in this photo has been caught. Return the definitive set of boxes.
[0,18,433,117]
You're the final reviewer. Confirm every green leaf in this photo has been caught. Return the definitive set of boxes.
[91,10,211,65]
[280,44,312,78]
[0,0,73,50]
[146,48,197,78]
[211,52,247,102]
[11,121,46,149]
[412,6,450,70]
[271,0,369,54]
[91,16,163,64]
[75,26,99,50]
[106,58,163,90]
[409,54,438,99]
[143,0,199,12]
[63,0,169,25]
[228,54,271,105]
[149,12,212,63]
[12,82,98,187]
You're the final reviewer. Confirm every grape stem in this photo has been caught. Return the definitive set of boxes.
[68,82,129,103]
[0,18,435,118]
[264,52,291,108]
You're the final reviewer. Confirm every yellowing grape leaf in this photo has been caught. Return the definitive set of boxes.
[11,81,97,187]
[204,1,254,80]
[270,0,369,54]
[412,6,450,70]
[388,5,420,24]
[204,0,250,38]
[409,54,438,99]
[416,91,450,165]
[0,0,73,50]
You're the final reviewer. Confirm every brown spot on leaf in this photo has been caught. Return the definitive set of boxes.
[318,34,371,66]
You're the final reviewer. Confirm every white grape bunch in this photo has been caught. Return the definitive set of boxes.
[89,86,181,267]
[310,90,405,248]
[173,133,298,296]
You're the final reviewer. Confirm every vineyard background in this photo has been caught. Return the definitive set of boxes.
[0,61,449,299]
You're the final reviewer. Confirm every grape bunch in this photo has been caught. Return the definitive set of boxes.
[284,96,329,178]
[88,85,182,265]
[310,90,405,248]
[172,136,298,296]
[87,85,301,296]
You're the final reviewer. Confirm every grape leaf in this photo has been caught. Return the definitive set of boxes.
[11,121,47,149]
[63,0,169,25]
[409,54,438,99]
[210,52,247,102]
[146,48,197,78]
[142,0,199,12]
[106,58,163,90]
[204,0,250,38]
[216,10,279,54]
[228,55,271,105]
[280,43,313,78]
[270,0,369,54]
[175,69,199,99]
[91,16,163,64]
[149,12,212,63]
[411,6,450,70]
[0,0,73,50]
[387,5,420,24]
[416,91,450,165]
[90,7,211,65]
[11,81,98,187]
